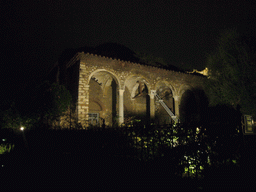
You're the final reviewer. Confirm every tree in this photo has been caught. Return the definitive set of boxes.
[0,82,72,130]
[205,29,256,116]
[33,82,72,127]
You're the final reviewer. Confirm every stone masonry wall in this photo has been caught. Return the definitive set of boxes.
[63,52,206,127]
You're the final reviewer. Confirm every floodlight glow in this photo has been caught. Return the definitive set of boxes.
[196,127,200,133]
[20,127,24,131]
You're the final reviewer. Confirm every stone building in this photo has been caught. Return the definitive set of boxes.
[48,51,207,128]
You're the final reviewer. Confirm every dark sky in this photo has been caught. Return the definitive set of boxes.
[1,0,256,90]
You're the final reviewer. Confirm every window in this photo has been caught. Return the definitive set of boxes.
[89,113,100,126]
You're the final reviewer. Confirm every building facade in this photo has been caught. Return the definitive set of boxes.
[49,52,207,128]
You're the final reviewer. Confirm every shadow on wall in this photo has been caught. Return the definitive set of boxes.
[179,87,241,133]
[179,88,208,125]
[111,80,117,127]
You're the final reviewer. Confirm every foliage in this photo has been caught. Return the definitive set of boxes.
[205,29,256,116]
[1,103,21,130]
[0,82,72,130]
[0,129,15,154]
[3,121,243,185]
[0,143,15,154]
[122,121,242,179]
[0,102,38,130]
[24,81,71,128]
[43,82,72,120]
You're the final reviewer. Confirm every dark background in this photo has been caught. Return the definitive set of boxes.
[1,0,255,99]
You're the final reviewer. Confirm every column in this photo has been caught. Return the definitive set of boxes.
[78,84,90,128]
[119,89,125,126]
[149,90,156,119]
[84,85,90,125]
[173,95,181,117]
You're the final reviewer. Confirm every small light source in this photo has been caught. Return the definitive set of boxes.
[196,127,200,133]
[20,127,24,131]
[2,139,6,142]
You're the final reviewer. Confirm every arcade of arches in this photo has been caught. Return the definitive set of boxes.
[57,52,207,127]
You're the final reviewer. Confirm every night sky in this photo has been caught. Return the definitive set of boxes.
[1,0,256,97]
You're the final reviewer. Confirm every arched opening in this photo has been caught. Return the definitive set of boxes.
[155,86,174,124]
[89,71,119,126]
[179,90,198,124]
[124,77,150,124]
[193,89,209,124]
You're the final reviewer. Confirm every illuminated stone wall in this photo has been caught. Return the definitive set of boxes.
[59,52,206,127]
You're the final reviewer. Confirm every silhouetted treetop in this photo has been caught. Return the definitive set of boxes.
[59,43,183,72]
[93,43,139,63]
[205,29,256,116]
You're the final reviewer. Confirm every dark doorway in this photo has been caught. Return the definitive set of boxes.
[180,90,198,124]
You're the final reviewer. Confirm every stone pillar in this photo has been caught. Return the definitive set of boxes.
[84,85,90,125]
[149,90,156,119]
[173,95,181,117]
[78,83,90,128]
[119,89,125,126]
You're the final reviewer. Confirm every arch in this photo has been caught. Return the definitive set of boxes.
[88,69,121,87]
[123,75,151,122]
[179,89,198,123]
[124,74,151,95]
[154,81,175,124]
[178,86,208,124]
[176,84,193,97]
[89,98,106,111]
[88,69,119,126]
[154,80,176,96]
[130,81,149,99]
